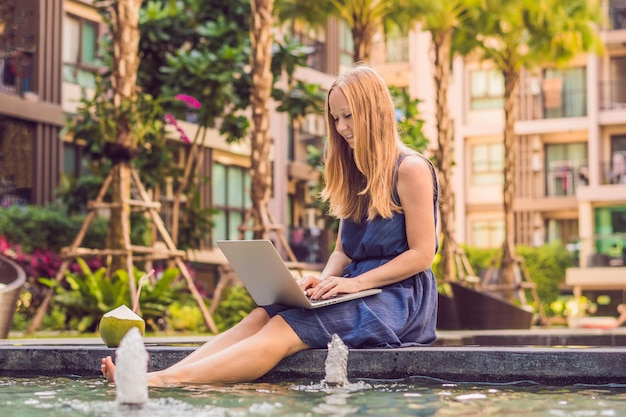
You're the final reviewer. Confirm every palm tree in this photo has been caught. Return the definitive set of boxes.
[277,0,399,64]
[331,0,397,63]
[106,0,144,297]
[399,0,469,283]
[247,0,276,239]
[458,0,604,299]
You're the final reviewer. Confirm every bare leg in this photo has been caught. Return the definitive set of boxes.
[165,307,272,370]
[101,307,271,383]
[101,311,309,385]
[146,315,308,385]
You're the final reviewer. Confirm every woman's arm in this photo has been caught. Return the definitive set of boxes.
[318,223,351,279]
[299,222,352,296]
[309,155,436,298]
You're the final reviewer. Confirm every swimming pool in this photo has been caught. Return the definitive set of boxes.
[2,330,626,416]
[2,375,626,417]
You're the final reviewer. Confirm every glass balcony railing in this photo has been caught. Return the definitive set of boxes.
[518,87,587,121]
[545,158,626,192]
[600,79,626,110]
[0,48,34,96]
[545,162,588,197]
[609,0,626,30]
[543,88,587,119]
[386,37,409,63]
[601,157,626,185]
[581,233,626,267]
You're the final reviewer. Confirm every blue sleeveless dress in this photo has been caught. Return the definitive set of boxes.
[263,157,439,348]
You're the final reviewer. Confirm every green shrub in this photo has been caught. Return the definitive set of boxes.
[167,300,208,332]
[40,260,185,332]
[517,243,574,316]
[458,243,573,317]
[0,205,106,252]
[213,284,256,332]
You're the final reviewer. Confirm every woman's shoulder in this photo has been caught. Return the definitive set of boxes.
[398,153,432,176]
[396,153,436,197]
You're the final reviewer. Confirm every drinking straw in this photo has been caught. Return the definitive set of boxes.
[132,269,155,313]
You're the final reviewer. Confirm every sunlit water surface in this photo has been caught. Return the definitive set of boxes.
[2,376,626,417]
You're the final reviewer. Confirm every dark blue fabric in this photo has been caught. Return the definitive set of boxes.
[263,156,439,349]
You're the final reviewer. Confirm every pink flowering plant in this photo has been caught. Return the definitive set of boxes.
[162,94,203,145]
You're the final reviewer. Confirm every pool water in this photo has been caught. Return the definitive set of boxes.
[2,376,626,417]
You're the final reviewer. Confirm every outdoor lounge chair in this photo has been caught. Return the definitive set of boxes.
[0,253,25,338]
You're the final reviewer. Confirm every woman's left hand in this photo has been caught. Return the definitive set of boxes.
[307,275,361,300]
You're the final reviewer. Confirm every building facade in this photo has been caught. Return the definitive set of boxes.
[2,1,625,289]
[403,1,626,293]
[0,0,65,206]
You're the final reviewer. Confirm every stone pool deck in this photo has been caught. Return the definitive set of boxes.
[1,327,626,386]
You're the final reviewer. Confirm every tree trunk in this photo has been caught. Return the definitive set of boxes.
[500,69,520,301]
[171,127,205,246]
[108,0,142,293]
[431,28,456,283]
[111,0,142,123]
[351,23,374,64]
[107,163,132,272]
[249,0,274,239]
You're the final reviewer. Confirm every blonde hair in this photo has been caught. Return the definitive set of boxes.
[320,65,416,222]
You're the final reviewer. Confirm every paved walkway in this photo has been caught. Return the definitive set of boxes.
[1,327,626,385]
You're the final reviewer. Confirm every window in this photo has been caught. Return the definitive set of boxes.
[470,69,504,110]
[339,21,354,67]
[471,143,504,185]
[63,14,99,89]
[601,57,626,110]
[609,0,626,30]
[0,117,33,206]
[293,24,326,72]
[62,142,91,178]
[211,162,252,245]
[385,27,408,63]
[608,135,626,184]
[544,143,587,196]
[593,206,626,259]
[543,67,586,118]
[471,219,504,248]
[546,218,579,246]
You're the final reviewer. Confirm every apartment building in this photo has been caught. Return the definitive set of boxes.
[4,1,624,291]
[0,1,343,277]
[0,0,64,206]
[395,2,626,298]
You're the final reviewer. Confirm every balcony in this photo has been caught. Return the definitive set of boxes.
[518,84,587,121]
[0,48,34,96]
[601,154,626,185]
[600,79,626,110]
[0,178,29,207]
[292,32,326,73]
[609,0,626,30]
[545,161,587,197]
[565,233,626,297]
[386,36,409,63]
[583,233,626,266]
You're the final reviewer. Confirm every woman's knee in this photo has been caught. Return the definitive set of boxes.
[262,315,309,354]
[235,307,270,330]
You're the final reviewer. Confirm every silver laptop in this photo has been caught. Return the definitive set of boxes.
[217,239,381,309]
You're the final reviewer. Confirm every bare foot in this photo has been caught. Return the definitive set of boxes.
[101,356,116,382]
[616,304,626,327]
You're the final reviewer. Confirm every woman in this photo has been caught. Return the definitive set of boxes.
[101,64,439,385]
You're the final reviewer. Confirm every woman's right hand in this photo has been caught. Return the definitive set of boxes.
[298,274,321,296]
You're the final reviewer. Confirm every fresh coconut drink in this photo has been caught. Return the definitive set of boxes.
[99,304,145,348]
[99,269,154,348]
